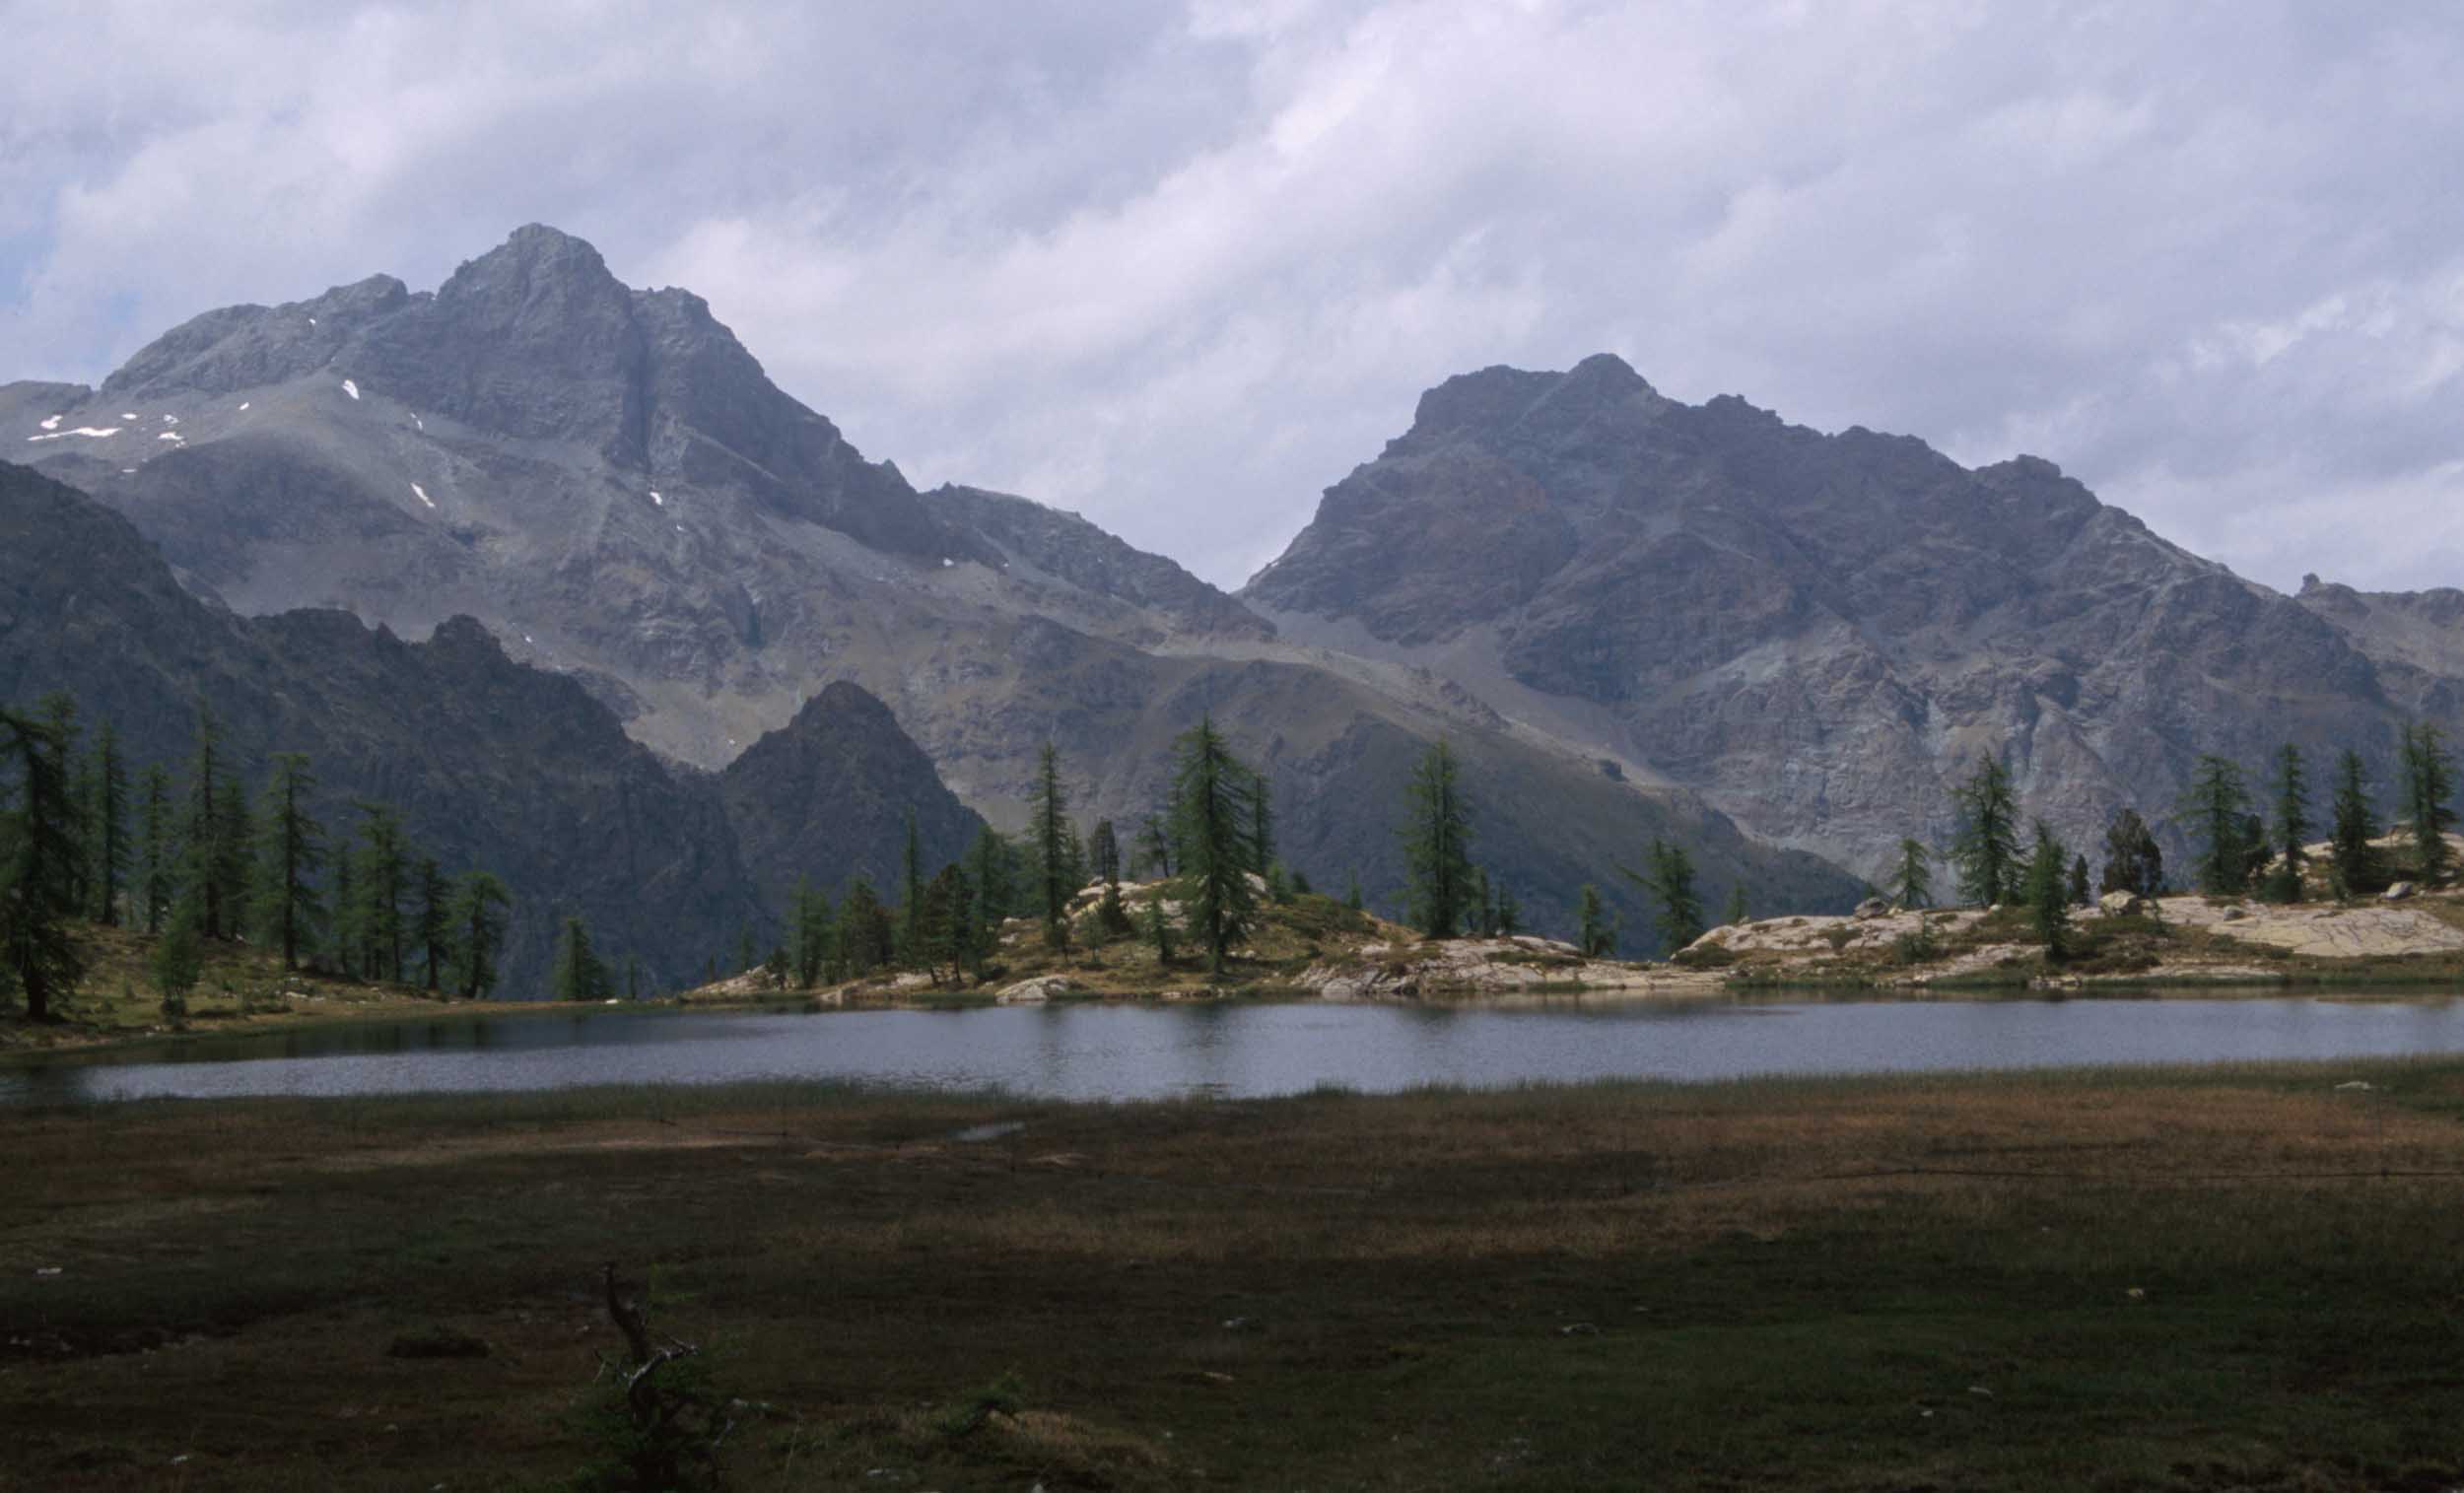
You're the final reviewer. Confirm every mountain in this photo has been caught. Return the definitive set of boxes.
[4,229,1866,949]
[720,681,988,912]
[1246,355,2411,878]
[0,459,766,993]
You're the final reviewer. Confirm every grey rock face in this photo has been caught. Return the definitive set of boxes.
[1248,356,2410,878]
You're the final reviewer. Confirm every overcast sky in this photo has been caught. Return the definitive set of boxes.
[5,0,2462,592]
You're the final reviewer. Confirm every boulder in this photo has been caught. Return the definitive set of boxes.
[2220,906,2247,921]
[2384,881,2418,901]
[2096,891,2146,917]
[1853,898,1890,920]
[995,976,1074,1003]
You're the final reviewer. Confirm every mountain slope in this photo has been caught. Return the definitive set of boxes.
[4,229,1861,946]
[0,458,767,993]
[1247,356,2405,876]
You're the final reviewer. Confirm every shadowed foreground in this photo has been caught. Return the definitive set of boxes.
[7,1062,2464,1489]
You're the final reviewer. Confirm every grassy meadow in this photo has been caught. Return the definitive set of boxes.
[7,1059,2464,1488]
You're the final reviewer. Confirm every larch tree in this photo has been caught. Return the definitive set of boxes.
[2178,755,2255,895]
[1889,838,1933,910]
[2328,748,2379,897]
[2098,808,2164,898]
[413,857,450,991]
[1574,884,1616,958]
[553,915,611,1002]
[0,707,86,1022]
[137,765,172,935]
[2025,820,2071,956]
[2401,721,2456,882]
[1399,737,1474,938]
[251,753,326,971]
[1949,754,2021,906]
[91,719,128,925]
[1170,713,1259,975]
[447,872,511,999]
[2268,743,2309,901]
[1621,838,1705,955]
[1031,742,1072,950]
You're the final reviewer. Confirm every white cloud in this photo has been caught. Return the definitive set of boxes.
[5,0,2464,594]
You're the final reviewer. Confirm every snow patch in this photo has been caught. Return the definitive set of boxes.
[340,379,360,401]
[120,468,136,474]
[37,415,59,431]
[941,557,954,567]
[673,523,684,532]
[26,426,123,441]
[411,483,435,509]
[649,491,662,506]
[156,432,183,441]
[413,415,424,431]
[238,402,250,411]
[307,316,316,326]
[161,414,177,425]
[119,412,136,420]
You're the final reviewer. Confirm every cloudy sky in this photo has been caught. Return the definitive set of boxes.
[5,0,2462,591]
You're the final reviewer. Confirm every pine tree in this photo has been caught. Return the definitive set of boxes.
[916,863,972,986]
[1723,882,1749,926]
[1496,883,1522,936]
[351,802,409,981]
[626,954,643,1001]
[1171,714,1260,975]
[1575,884,1615,958]
[331,852,360,978]
[1133,815,1173,879]
[2098,808,2164,898]
[553,916,611,1002]
[2401,721,2457,882]
[1343,870,1364,913]
[446,872,511,998]
[1248,768,1274,877]
[1031,742,1072,950]
[2026,820,2071,956]
[182,704,230,939]
[91,719,128,925]
[1470,865,1493,936]
[2266,743,2309,902]
[2328,748,2380,895]
[153,894,204,1006]
[1949,754,2021,906]
[137,765,172,935]
[1143,896,1175,965]
[251,754,326,971]
[788,877,831,989]
[0,707,87,1021]
[838,876,892,975]
[2067,853,2090,908]
[2178,755,2255,895]
[967,827,1014,926]
[1089,819,1122,887]
[1889,838,1933,910]
[1621,838,1705,955]
[413,857,450,991]
[900,809,924,965]
[35,694,90,918]
[1399,738,1473,938]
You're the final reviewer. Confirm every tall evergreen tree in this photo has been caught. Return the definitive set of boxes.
[1088,819,1122,887]
[1723,882,1749,926]
[1343,870,1364,913]
[2401,721,2457,882]
[1471,865,1494,937]
[915,863,974,986]
[2025,820,2071,956]
[446,871,511,998]
[351,801,409,982]
[1248,768,1275,877]
[837,876,893,975]
[1621,838,1705,954]
[2328,748,2380,896]
[1949,754,2021,906]
[2267,743,2309,901]
[1133,815,1173,879]
[1575,884,1616,958]
[1031,742,1072,950]
[90,719,128,925]
[136,764,172,935]
[553,915,611,1002]
[1889,838,1933,910]
[1170,713,1259,975]
[2098,808,2164,898]
[0,708,86,1021]
[251,754,327,970]
[183,704,227,938]
[2067,853,2090,908]
[1399,737,1474,938]
[412,857,450,991]
[2178,755,2256,895]
[966,827,1014,926]
[331,852,360,978]
[35,694,90,917]
[900,809,924,964]
[1496,883,1522,936]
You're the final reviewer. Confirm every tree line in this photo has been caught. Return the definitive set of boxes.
[0,691,513,1021]
[1906,723,2459,958]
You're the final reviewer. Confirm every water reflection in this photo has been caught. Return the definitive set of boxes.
[9,992,2464,1106]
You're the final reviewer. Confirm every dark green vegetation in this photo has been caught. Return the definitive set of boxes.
[9,1061,2464,1489]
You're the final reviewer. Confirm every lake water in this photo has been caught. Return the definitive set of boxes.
[10,992,2464,1106]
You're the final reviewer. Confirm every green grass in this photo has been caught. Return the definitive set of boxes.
[9,1060,2464,1487]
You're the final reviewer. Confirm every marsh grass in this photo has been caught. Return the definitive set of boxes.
[8,1060,2464,1488]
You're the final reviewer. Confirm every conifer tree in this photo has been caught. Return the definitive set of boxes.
[1497,883,1522,936]
[331,852,360,978]
[1031,742,1072,950]
[1723,882,1749,926]
[2178,755,2255,895]
[137,765,171,935]
[1399,737,1473,938]
[1344,870,1364,913]
[553,915,611,1002]
[413,857,450,991]
[447,872,511,998]
[1089,819,1122,888]
[1471,865,1493,936]
[1889,838,1933,910]
[2067,853,2090,908]
[2267,743,2309,901]
[1621,838,1705,954]
[251,754,326,971]
[91,720,128,925]
[1170,713,1259,975]
[2098,808,2164,898]
[2328,748,2380,895]
[35,694,89,917]
[1248,768,1275,877]
[626,954,643,1001]
[351,801,409,981]
[916,863,973,985]
[0,707,86,1021]
[1144,896,1176,965]
[1949,754,2021,906]
[1133,815,1173,879]
[900,809,924,964]
[153,895,204,1007]
[2026,820,2071,956]
[837,876,893,975]
[967,827,1014,926]
[2401,721,2456,882]
[1575,884,1615,957]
